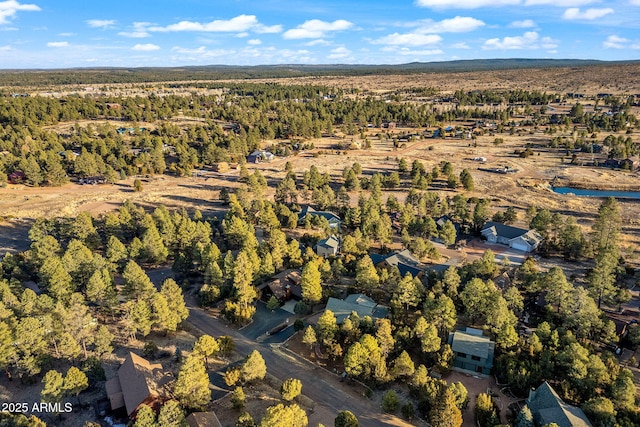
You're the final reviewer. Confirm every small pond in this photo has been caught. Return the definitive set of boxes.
[552,186,640,200]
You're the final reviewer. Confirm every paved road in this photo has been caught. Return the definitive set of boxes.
[187,306,412,427]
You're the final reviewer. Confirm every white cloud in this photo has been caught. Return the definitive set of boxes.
[0,0,40,25]
[395,47,443,55]
[58,32,75,36]
[563,8,614,20]
[328,46,351,59]
[305,39,331,46]
[451,42,471,49]
[410,16,485,33]
[415,0,518,8]
[283,19,353,39]
[150,14,277,34]
[254,24,282,34]
[236,32,249,38]
[483,31,541,49]
[0,44,11,51]
[247,39,262,45]
[631,0,640,5]
[509,19,536,28]
[118,22,151,38]
[603,35,629,49]
[132,43,160,51]
[525,0,597,5]
[373,33,442,46]
[86,19,116,29]
[47,41,69,47]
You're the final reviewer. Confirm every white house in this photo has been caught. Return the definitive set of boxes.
[480,221,543,252]
[315,235,340,257]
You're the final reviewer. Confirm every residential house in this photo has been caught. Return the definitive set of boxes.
[186,412,223,427]
[620,156,639,171]
[370,249,424,278]
[448,327,495,376]
[105,352,174,417]
[8,170,26,184]
[315,235,340,257]
[298,206,341,229]
[247,150,274,163]
[258,269,303,303]
[480,221,543,252]
[523,382,593,427]
[325,293,388,324]
[435,215,461,243]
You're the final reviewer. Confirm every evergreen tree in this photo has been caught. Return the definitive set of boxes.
[41,370,64,403]
[122,260,156,302]
[63,366,89,402]
[157,400,186,427]
[302,326,317,351]
[259,403,308,427]
[174,354,211,410]
[193,335,219,369]
[301,260,322,304]
[242,350,267,383]
[159,279,189,333]
[430,387,463,427]
[355,256,379,292]
[281,378,302,401]
[133,404,157,427]
[334,411,359,427]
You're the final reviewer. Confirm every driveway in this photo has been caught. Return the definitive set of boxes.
[187,306,414,427]
[240,301,295,342]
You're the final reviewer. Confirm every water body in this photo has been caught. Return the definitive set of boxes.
[552,187,640,200]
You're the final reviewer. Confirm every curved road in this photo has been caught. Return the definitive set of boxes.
[187,306,413,427]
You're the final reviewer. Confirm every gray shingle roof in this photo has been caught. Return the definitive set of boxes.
[526,382,593,427]
[481,221,529,239]
[450,329,495,359]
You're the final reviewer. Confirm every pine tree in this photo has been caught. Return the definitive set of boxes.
[259,403,308,427]
[157,400,185,427]
[174,354,211,410]
[159,279,189,333]
[334,411,359,427]
[302,326,317,351]
[429,387,463,427]
[41,370,64,403]
[133,404,157,427]
[301,260,322,304]
[242,350,267,383]
[281,378,302,401]
[63,366,88,403]
[142,222,169,264]
[122,260,156,302]
[193,335,219,369]
[355,256,379,292]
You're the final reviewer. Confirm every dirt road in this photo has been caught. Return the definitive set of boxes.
[187,306,414,427]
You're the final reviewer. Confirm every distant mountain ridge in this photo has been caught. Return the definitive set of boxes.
[1,58,638,86]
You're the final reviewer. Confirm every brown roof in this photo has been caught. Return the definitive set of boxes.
[106,352,173,416]
[186,412,223,427]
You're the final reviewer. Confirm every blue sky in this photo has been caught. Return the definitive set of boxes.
[0,0,639,68]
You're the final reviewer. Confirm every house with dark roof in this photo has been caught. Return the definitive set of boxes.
[325,293,388,324]
[298,206,341,229]
[523,382,593,427]
[257,269,303,303]
[105,352,174,417]
[448,327,495,376]
[370,249,425,278]
[480,221,543,252]
[315,235,340,257]
[247,150,274,163]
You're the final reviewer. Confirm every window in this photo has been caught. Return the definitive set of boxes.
[457,352,467,358]
[471,355,481,361]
